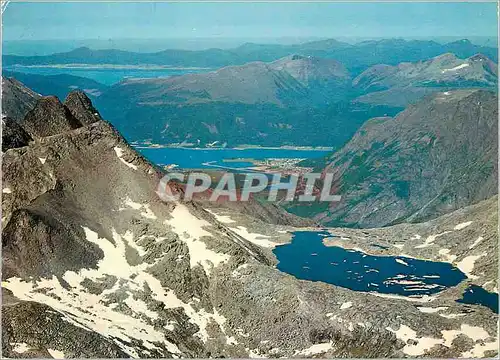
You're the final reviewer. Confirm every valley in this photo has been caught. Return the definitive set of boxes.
[1,9,498,356]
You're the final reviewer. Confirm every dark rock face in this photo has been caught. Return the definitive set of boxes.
[2,207,104,279]
[2,117,33,152]
[64,90,103,125]
[1,77,41,122]
[315,90,498,228]
[20,96,83,138]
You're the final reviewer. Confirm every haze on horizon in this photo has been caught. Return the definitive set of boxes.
[2,2,498,55]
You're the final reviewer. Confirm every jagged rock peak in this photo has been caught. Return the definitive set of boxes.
[1,116,33,152]
[1,76,41,122]
[20,96,83,138]
[64,90,103,126]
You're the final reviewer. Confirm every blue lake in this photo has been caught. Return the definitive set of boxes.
[135,147,331,171]
[4,65,209,86]
[457,285,498,313]
[273,231,468,297]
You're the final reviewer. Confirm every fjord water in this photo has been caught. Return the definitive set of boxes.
[136,147,331,170]
[4,65,208,85]
[273,231,467,297]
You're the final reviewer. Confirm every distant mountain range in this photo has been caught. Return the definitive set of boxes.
[353,53,498,107]
[3,44,498,150]
[93,54,395,147]
[93,51,496,147]
[99,55,351,106]
[4,38,497,75]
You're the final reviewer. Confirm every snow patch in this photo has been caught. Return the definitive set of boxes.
[439,313,465,319]
[386,324,442,356]
[232,226,277,248]
[47,349,65,359]
[395,258,409,266]
[340,301,353,310]
[2,187,12,194]
[441,63,470,73]
[415,231,450,249]
[120,197,157,220]
[295,342,333,356]
[462,340,499,358]
[371,292,436,303]
[39,157,46,164]
[456,252,487,279]
[114,146,138,170]
[3,227,184,357]
[469,236,483,249]
[205,209,236,224]
[165,204,229,275]
[417,306,448,314]
[11,343,30,354]
[454,221,473,230]
[387,323,496,357]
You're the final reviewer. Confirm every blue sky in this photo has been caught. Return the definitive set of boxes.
[3,2,498,41]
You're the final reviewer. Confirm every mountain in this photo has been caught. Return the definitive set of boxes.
[20,96,83,138]
[2,82,498,358]
[4,38,497,74]
[293,89,497,228]
[1,77,41,122]
[353,53,498,107]
[331,38,498,75]
[100,55,351,106]
[3,46,243,68]
[95,55,395,147]
[64,90,104,125]
[3,70,108,100]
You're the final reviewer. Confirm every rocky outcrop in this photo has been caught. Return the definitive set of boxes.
[314,89,498,228]
[64,90,103,125]
[20,96,82,138]
[2,117,33,152]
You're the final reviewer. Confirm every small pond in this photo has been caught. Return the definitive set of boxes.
[457,285,498,313]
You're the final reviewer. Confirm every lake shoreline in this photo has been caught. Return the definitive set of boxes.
[133,144,334,151]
